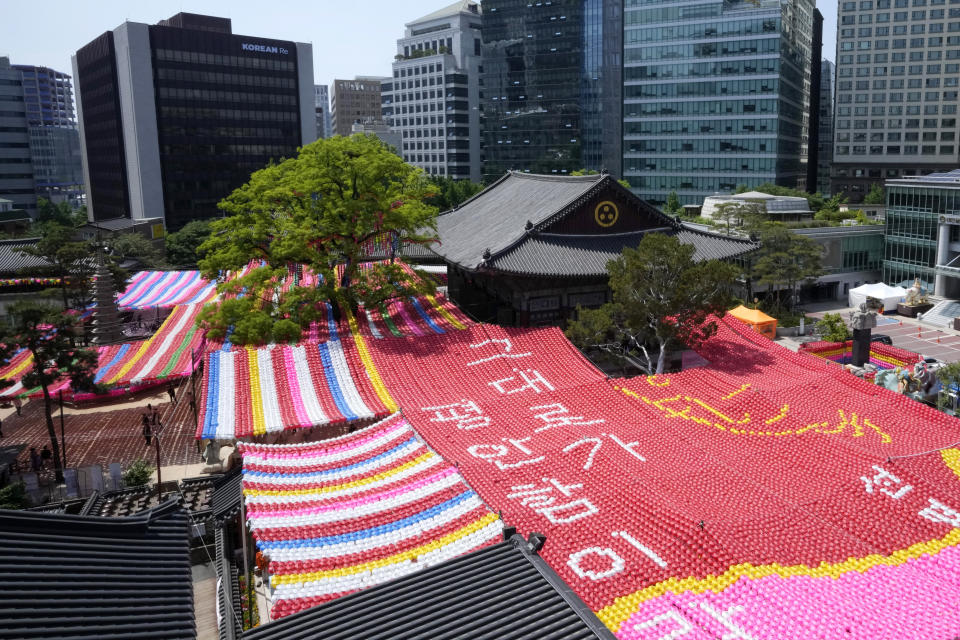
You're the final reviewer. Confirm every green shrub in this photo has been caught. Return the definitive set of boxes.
[0,482,30,509]
[123,459,154,487]
[816,313,850,342]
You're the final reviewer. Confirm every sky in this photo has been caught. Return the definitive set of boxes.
[0,0,839,87]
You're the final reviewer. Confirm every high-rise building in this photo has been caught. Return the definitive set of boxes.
[15,65,76,127]
[818,59,835,196]
[73,13,315,230]
[805,8,825,194]
[331,77,387,137]
[382,0,483,181]
[622,0,817,208]
[832,0,960,203]
[14,64,84,207]
[315,84,332,139]
[351,121,403,153]
[480,0,622,182]
[0,57,36,215]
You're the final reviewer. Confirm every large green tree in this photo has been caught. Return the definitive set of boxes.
[198,134,439,344]
[427,176,484,211]
[107,232,165,269]
[165,220,212,267]
[713,201,765,235]
[35,198,86,227]
[16,222,95,309]
[750,223,824,310]
[3,303,97,481]
[566,233,738,375]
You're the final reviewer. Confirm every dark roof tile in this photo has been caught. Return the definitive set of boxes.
[433,172,606,270]
[489,226,758,277]
[0,499,195,640]
[243,533,615,640]
[210,467,242,521]
[430,173,757,276]
[0,238,50,275]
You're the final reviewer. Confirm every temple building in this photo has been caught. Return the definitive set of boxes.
[429,172,757,326]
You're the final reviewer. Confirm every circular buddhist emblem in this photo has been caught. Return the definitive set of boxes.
[594,201,619,227]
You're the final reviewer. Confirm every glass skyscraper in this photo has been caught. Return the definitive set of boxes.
[622,0,817,208]
[832,0,960,204]
[818,59,835,196]
[14,65,84,207]
[480,0,622,181]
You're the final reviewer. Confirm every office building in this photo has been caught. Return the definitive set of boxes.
[14,65,84,207]
[315,85,332,139]
[884,170,960,297]
[73,13,315,230]
[331,77,387,137]
[0,57,35,215]
[15,65,76,128]
[622,0,817,208]
[351,121,402,153]
[382,0,482,181]
[480,0,622,182]
[818,59,835,195]
[806,9,825,194]
[833,0,960,203]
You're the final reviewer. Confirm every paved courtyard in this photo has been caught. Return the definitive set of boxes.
[0,389,201,481]
[803,302,960,363]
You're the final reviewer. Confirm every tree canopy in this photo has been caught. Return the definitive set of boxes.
[165,220,213,267]
[863,183,885,205]
[107,232,165,269]
[197,134,439,344]
[16,222,97,309]
[565,233,738,375]
[749,222,824,310]
[425,176,484,211]
[663,191,683,216]
[713,201,765,235]
[1,302,97,481]
[36,198,86,228]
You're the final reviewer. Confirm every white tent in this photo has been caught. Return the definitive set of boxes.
[848,282,907,311]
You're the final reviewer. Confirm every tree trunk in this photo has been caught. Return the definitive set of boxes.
[41,384,64,482]
[655,338,669,375]
[59,266,69,310]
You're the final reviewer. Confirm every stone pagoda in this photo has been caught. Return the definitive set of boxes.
[89,251,124,344]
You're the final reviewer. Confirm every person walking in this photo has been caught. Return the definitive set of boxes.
[40,445,52,469]
[0,416,3,438]
[13,396,21,416]
[30,447,41,472]
[151,404,161,429]
[167,381,176,404]
[141,412,153,446]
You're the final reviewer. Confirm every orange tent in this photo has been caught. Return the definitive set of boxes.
[728,305,777,339]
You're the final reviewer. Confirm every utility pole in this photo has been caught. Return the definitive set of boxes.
[58,390,66,468]
[239,493,255,628]
[154,434,162,504]
[190,361,198,432]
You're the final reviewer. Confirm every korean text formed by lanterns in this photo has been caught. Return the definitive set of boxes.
[362,317,960,639]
